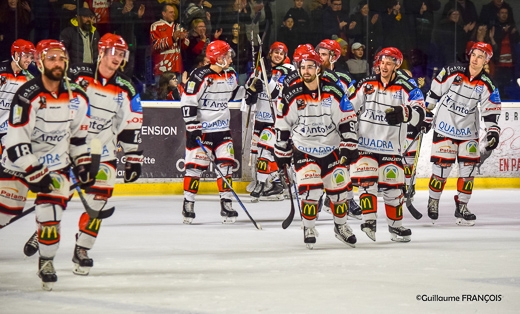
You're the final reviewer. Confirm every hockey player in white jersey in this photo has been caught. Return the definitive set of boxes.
[275,46,358,249]
[349,47,426,242]
[248,42,294,202]
[181,40,261,224]
[0,39,35,149]
[315,39,362,220]
[0,40,94,290]
[424,42,501,226]
[22,34,144,276]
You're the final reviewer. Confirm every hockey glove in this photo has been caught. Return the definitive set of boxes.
[73,154,95,188]
[485,126,500,151]
[417,111,434,134]
[385,106,410,125]
[245,79,263,106]
[25,164,54,193]
[274,144,293,169]
[124,151,143,183]
[185,121,202,147]
[339,141,359,165]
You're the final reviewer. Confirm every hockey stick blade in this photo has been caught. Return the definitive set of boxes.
[70,170,115,219]
[405,197,423,220]
[195,137,262,230]
[280,166,295,229]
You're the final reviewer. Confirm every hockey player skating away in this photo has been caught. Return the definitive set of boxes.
[424,42,501,226]
[315,39,362,220]
[349,47,426,242]
[274,46,359,249]
[249,42,294,203]
[23,34,144,277]
[181,40,261,224]
[0,40,94,290]
[0,39,36,149]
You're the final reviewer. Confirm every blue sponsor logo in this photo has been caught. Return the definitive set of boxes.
[131,94,143,113]
[438,121,471,136]
[339,96,354,112]
[297,145,334,156]
[490,89,501,104]
[409,88,424,101]
[0,120,8,132]
[202,119,230,130]
[359,137,394,150]
[38,153,61,167]
[256,111,272,120]
[322,97,332,107]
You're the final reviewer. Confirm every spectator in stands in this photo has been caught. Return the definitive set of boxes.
[492,7,519,97]
[347,42,369,81]
[278,14,299,58]
[225,22,251,84]
[150,4,189,78]
[433,9,473,66]
[60,8,100,65]
[283,0,310,47]
[333,35,350,73]
[310,0,329,45]
[442,0,478,25]
[323,0,350,41]
[58,0,89,32]
[0,0,32,61]
[183,0,212,35]
[85,0,111,36]
[185,19,222,73]
[466,22,497,76]
[219,0,252,43]
[348,0,382,61]
[480,0,515,28]
[404,0,441,53]
[111,0,146,77]
[382,0,410,54]
[158,71,185,100]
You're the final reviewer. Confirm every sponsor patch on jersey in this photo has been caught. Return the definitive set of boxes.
[466,141,478,155]
[186,81,196,93]
[383,165,399,182]
[393,90,402,99]
[475,85,484,94]
[321,96,332,107]
[130,95,143,113]
[332,168,346,186]
[12,104,23,124]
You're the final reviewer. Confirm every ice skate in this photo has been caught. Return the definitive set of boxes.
[250,182,265,203]
[220,199,238,224]
[388,225,411,242]
[246,180,257,193]
[334,223,356,248]
[24,231,39,257]
[304,226,318,250]
[454,196,476,226]
[38,257,57,291]
[72,245,93,276]
[260,181,284,201]
[182,199,196,224]
[427,197,439,223]
[361,219,376,241]
[347,199,362,220]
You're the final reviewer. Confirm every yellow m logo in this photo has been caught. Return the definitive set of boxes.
[334,202,347,215]
[40,225,58,241]
[303,203,317,216]
[360,197,373,210]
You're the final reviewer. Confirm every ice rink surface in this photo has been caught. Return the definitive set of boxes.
[1,189,519,314]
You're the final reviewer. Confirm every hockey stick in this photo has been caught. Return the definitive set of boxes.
[195,137,262,230]
[281,165,295,229]
[404,130,424,220]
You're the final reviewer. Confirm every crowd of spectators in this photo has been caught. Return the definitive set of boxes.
[0,0,519,99]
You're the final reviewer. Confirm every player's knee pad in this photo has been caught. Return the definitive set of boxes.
[78,212,102,239]
[301,199,319,221]
[383,188,404,221]
[36,203,63,224]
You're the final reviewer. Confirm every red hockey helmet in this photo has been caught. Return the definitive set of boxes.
[11,39,35,57]
[377,47,403,67]
[270,41,288,55]
[316,39,342,63]
[206,40,233,65]
[469,41,493,62]
[293,44,315,64]
[35,40,68,63]
[98,33,130,61]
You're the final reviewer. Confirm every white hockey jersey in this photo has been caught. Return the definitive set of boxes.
[425,64,501,140]
[181,65,245,132]
[0,61,34,139]
[1,76,90,173]
[349,74,426,155]
[68,64,143,162]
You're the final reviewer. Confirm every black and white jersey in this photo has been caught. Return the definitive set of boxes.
[68,64,143,161]
[426,65,501,140]
[0,61,34,140]
[181,65,246,133]
[1,76,90,173]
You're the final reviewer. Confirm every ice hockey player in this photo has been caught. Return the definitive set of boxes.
[424,42,501,226]
[274,45,358,249]
[0,39,36,150]
[23,33,144,277]
[181,40,262,224]
[315,39,362,220]
[0,40,94,290]
[349,47,426,242]
[248,41,295,202]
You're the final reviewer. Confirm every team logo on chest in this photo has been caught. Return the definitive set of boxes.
[453,75,463,86]
[364,84,375,95]
[475,84,484,94]
[296,99,306,110]
[0,75,6,87]
[39,96,47,109]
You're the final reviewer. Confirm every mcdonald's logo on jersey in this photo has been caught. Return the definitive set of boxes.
[429,176,444,192]
[257,160,268,172]
[360,195,374,210]
[87,218,101,234]
[302,203,317,217]
[333,202,347,215]
[39,224,59,245]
